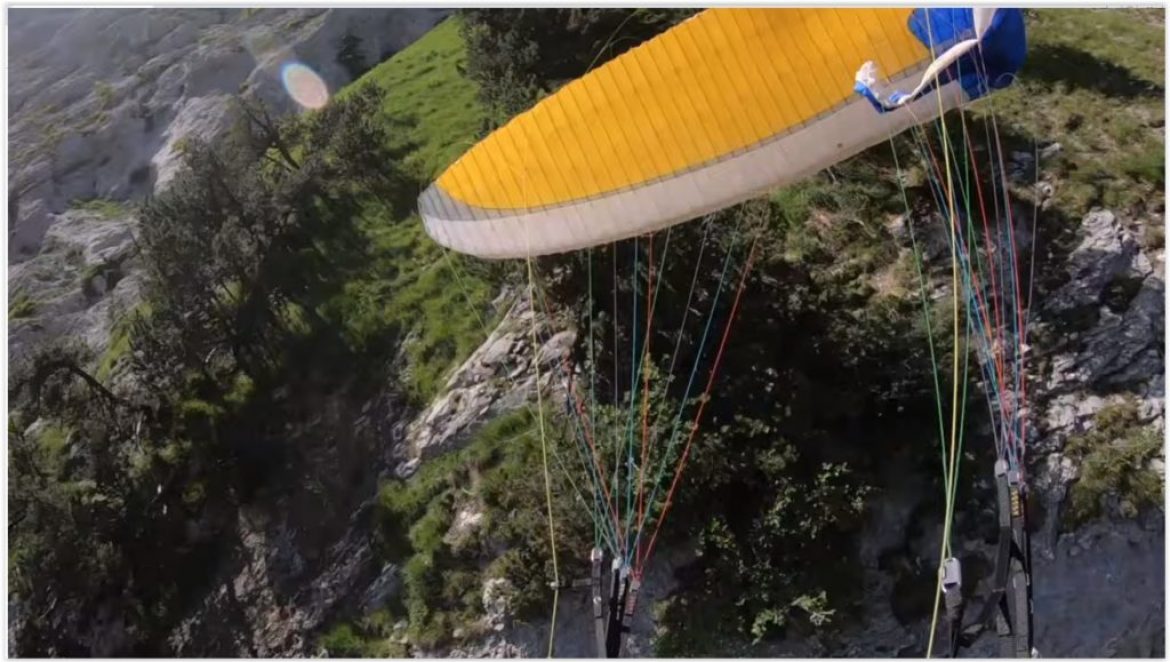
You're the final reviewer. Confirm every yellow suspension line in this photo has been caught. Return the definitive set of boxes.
[925,16,967,658]
[526,253,561,658]
[441,249,488,332]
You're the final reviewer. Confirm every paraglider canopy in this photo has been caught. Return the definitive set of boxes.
[418,8,1026,259]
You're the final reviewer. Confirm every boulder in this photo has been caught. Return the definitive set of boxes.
[397,294,576,467]
[358,563,400,616]
[1046,210,1139,314]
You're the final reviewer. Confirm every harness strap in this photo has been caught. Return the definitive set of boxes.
[951,460,1034,658]
[592,547,606,658]
[604,561,630,657]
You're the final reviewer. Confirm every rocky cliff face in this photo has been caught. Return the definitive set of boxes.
[392,289,577,480]
[1033,208,1164,533]
[786,198,1165,657]
[8,7,447,360]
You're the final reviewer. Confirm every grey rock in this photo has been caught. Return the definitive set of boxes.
[395,458,420,479]
[169,505,378,656]
[444,503,485,549]
[359,563,400,616]
[480,335,516,367]
[1149,458,1164,479]
[538,330,575,367]
[151,94,235,190]
[1034,207,1163,468]
[1073,275,1163,388]
[1047,210,1138,314]
[1039,142,1063,160]
[1034,452,1079,498]
[1033,519,1164,657]
[8,209,142,363]
[10,198,55,261]
[481,577,514,633]
[397,294,575,465]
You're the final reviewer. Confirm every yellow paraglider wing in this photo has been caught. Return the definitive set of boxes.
[420,8,1019,258]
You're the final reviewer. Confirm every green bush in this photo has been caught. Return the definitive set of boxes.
[73,197,126,220]
[320,623,365,657]
[317,610,409,658]
[408,494,455,554]
[9,292,37,319]
[96,305,145,382]
[94,81,116,109]
[370,407,597,647]
[1065,399,1162,524]
[1120,144,1165,188]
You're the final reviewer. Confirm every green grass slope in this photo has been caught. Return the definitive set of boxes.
[342,15,485,181]
[981,8,1164,214]
[329,15,499,404]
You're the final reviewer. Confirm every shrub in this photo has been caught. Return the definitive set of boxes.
[1065,399,1162,525]
[320,623,364,657]
[94,81,116,109]
[9,292,37,319]
[73,197,127,220]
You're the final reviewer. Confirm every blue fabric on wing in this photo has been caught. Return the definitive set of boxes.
[855,8,1027,113]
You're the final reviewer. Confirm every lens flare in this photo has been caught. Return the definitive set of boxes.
[280,61,329,110]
